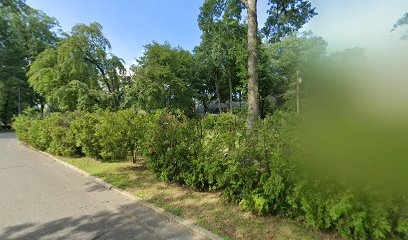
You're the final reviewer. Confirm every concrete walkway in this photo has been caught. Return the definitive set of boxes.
[0,132,202,240]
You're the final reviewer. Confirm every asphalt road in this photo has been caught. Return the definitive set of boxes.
[0,132,200,240]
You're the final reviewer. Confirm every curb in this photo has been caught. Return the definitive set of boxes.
[37,150,222,240]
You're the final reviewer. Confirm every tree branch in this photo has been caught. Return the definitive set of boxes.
[70,42,113,93]
[240,0,249,9]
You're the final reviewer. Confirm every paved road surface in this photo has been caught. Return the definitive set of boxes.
[0,132,200,240]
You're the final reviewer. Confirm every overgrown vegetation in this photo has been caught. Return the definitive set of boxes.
[5,0,408,239]
[13,111,408,239]
[59,156,337,240]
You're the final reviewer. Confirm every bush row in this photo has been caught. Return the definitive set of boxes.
[13,110,407,239]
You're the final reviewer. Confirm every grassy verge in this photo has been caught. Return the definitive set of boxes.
[60,156,339,240]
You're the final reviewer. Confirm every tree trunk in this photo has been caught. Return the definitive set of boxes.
[132,143,137,164]
[215,81,222,114]
[246,0,259,130]
[202,99,208,114]
[239,90,242,108]
[215,70,222,114]
[260,85,266,118]
[17,88,21,115]
[40,104,44,119]
[228,77,233,114]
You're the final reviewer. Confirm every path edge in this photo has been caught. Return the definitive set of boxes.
[34,149,222,240]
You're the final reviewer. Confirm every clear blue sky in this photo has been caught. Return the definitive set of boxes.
[27,0,408,65]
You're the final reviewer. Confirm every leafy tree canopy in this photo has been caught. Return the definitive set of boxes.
[0,0,58,123]
[28,22,128,112]
[259,32,327,114]
[262,0,317,43]
[126,42,195,116]
[196,0,247,113]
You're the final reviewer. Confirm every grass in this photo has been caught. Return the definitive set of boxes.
[60,156,340,240]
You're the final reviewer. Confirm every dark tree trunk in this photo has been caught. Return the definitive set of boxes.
[239,90,242,109]
[215,70,222,114]
[228,77,233,113]
[40,104,44,119]
[203,99,208,114]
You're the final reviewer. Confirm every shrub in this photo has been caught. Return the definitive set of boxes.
[71,111,102,158]
[95,110,140,161]
[13,114,33,144]
[12,110,408,240]
[13,113,51,150]
[27,118,51,151]
[72,109,151,162]
[141,110,202,183]
[47,112,81,156]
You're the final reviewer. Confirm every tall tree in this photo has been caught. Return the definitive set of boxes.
[193,43,218,114]
[198,0,317,128]
[260,32,327,115]
[263,0,317,43]
[241,0,316,128]
[126,42,196,116]
[28,22,128,112]
[197,0,247,114]
[0,0,58,123]
[241,0,259,129]
[66,22,128,110]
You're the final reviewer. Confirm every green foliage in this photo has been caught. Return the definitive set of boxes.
[27,22,128,112]
[12,114,32,143]
[0,0,58,123]
[27,117,51,150]
[47,113,80,156]
[262,0,317,43]
[8,1,406,239]
[13,111,78,156]
[71,111,102,158]
[126,43,196,116]
[12,109,50,150]
[13,110,407,240]
[259,32,327,115]
[196,0,247,114]
[94,110,148,161]
[140,110,200,182]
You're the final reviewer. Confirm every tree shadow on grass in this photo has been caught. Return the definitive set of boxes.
[120,164,147,171]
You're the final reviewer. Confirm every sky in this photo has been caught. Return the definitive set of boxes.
[27,0,408,66]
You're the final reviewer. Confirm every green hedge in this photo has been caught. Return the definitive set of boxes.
[12,110,407,240]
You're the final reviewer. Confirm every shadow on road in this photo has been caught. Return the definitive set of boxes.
[0,202,194,240]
